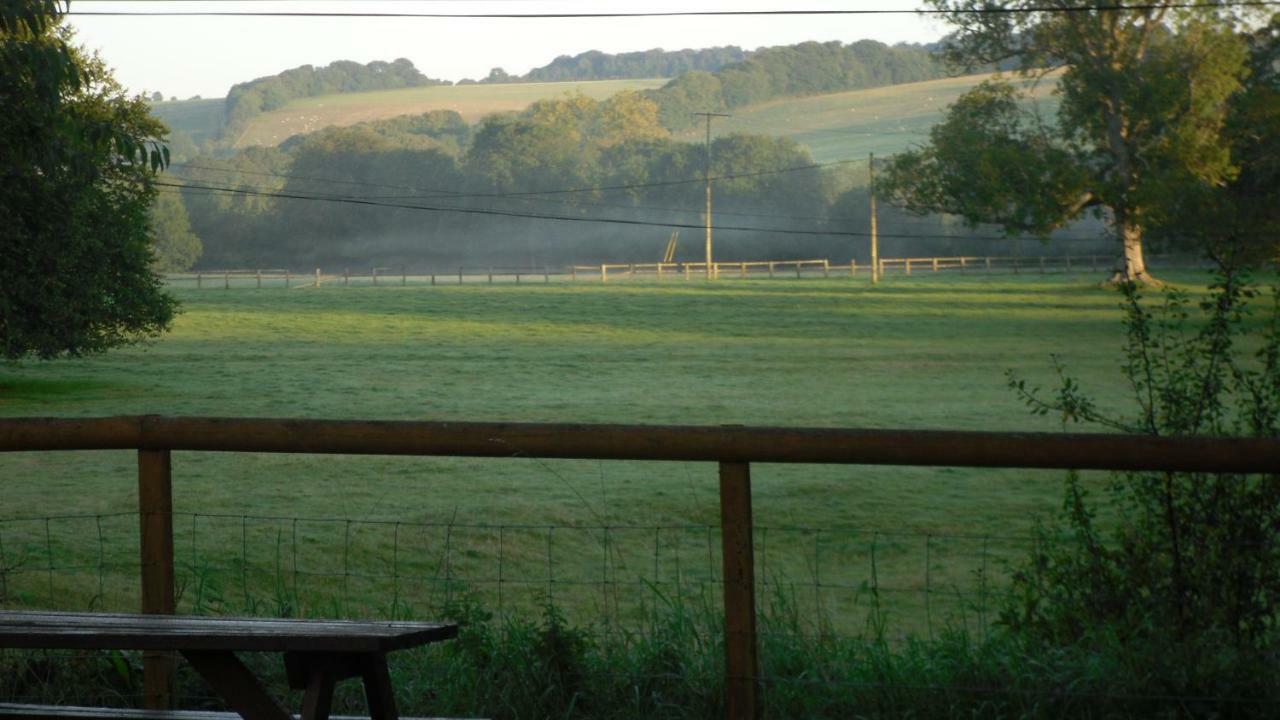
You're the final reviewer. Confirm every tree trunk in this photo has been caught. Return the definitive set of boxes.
[1107,218,1163,286]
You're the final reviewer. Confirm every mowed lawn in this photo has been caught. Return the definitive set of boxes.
[0,272,1241,633]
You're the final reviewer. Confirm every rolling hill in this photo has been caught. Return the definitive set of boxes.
[231,78,669,148]
[678,71,1062,162]
[148,97,226,147]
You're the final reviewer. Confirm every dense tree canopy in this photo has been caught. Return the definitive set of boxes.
[879,1,1266,282]
[516,46,748,83]
[1,0,176,360]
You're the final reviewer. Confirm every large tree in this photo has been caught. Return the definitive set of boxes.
[879,1,1261,283]
[1,1,175,360]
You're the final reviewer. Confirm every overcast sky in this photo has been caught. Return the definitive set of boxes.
[68,1,948,99]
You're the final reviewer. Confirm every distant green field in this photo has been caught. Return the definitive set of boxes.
[0,271,1254,635]
[148,97,227,146]
[679,71,1062,162]
[233,78,669,148]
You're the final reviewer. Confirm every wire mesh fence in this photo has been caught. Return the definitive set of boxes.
[0,510,1028,641]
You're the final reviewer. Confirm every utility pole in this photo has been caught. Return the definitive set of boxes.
[868,152,880,285]
[694,112,730,280]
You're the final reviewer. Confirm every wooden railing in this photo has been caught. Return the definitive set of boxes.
[3,416,1279,719]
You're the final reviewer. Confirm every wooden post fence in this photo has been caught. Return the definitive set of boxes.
[719,461,759,720]
[138,449,175,709]
[5,418,1280,720]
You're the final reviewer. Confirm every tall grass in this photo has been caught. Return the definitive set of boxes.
[5,586,1278,718]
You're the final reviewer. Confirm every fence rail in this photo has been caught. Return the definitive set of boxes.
[3,415,1278,719]
[166,255,1209,289]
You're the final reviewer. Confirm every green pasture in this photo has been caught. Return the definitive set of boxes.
[147,97,228,147]
[682,71,1062,163]
[233,78,668,148]
[0,271,1251,636]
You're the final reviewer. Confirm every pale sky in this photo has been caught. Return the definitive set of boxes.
[68,1,949,99]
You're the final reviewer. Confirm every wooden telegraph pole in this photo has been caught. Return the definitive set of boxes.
[694,112,730,280]
[869,152,880,285]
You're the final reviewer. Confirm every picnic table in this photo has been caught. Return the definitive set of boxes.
[0,611,458,720]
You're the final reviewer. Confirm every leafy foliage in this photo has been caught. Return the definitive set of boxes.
[515,46,748,83]
[1005,266,1280,698]
[149,192,202,273]
[647,40,945,132]
[880,2,1259,282]
[0,1,176,360]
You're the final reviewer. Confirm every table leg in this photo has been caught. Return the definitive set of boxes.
[301,671,336,720]
[361,653,400,720]
[181,650,292,720]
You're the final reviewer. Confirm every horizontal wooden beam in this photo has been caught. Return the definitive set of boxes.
[0,416,1278,473]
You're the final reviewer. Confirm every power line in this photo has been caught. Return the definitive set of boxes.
[156,179,867,237]
[158,179,1125,243]
[69,2,1280,18]
[172,158,862,201]
[166,167,1113,239]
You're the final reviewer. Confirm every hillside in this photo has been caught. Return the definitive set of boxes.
[231,78,667,148]
[677,71,1062,162]
[148,97,225,146]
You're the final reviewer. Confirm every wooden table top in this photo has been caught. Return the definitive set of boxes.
[0,611,457,654]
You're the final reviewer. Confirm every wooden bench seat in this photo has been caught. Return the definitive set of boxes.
[0,704,478,720]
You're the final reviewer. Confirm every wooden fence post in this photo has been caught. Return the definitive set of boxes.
[402,266,407,286]
[431,274,436,286]
[932,257,939,273]
[285,270,291,289]
[960,257,967,274]
[138,449,175,710]
[985,257,992,274]
[458,267,463,285]
[196,273,202,289]
[823,259,830,278]
[373,268,378,287]
[719,461,759,720]
[740,262,747,279]
[601,264,608,284]
[685,264,691,281]
[314,268,320,288]
[850,260,857,277]
[795,263,801,279]
[906,259,912,276]
[768,262,775,279]
[224,272,230,290]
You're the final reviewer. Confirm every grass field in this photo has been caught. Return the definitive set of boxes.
[147,97,228,147]
[232,78,668,148]
[0,271,1253,637]
[678,71,1062,162]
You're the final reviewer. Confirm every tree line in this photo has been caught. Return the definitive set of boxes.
[479,46,748,84]
[644,40,946,131]
[169,90,1104,272]
[222,58,450,140]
